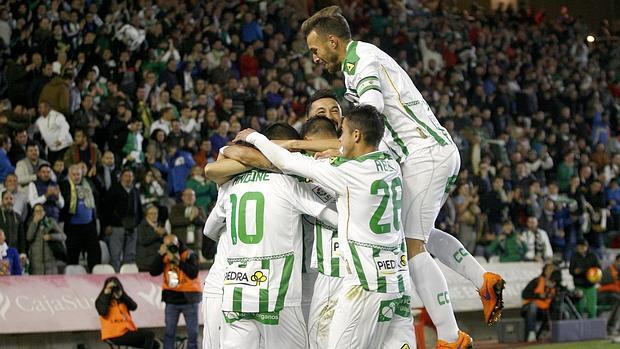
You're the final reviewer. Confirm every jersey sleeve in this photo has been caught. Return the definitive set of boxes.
[247,132,348,195]
[288,181,338,227]
[202,184,229,241]
[353,55,383,98]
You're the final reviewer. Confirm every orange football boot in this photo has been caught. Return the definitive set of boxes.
[478,272,505,325]
[436,330,473,349]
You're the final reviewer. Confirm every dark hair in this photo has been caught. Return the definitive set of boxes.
[301,116,338,139]
[26,141,38,149]
[306,89,339,116]
[343,105,384,147]
[73,127,87,136]
[262,123,301,141]
[300,6,352,40]
[99,276,125,296]
[37,163,51,171]
[0,133,7,146]
[120,167,134,177]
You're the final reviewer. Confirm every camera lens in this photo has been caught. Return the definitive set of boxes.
[167,244,179,254]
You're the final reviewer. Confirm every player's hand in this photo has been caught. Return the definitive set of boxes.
[314,148,341,159]
[233,128,257,143]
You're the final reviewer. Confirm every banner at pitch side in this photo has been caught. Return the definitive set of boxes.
[0,271,208,334]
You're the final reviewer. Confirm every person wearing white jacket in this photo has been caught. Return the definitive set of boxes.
[36,101,73,164]
[523,216,554,262]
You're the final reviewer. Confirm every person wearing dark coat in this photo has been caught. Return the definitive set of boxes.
[102,168,142,272]
[136,205,165,272]
[569,239,601,319]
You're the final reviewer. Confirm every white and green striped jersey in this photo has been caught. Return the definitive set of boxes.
[219,170,337,314]
[300,181,346,278]
[247,132,411,294]
[202,185,230,297]
[342,40,453,162]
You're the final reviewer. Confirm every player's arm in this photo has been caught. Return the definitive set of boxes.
[239,130,348,195]
[355,57,385,113]
[203,156,250,185]
[274,139,340,152]
[291,182,338,227]
[221,144,278,171]
[202,185,229,242]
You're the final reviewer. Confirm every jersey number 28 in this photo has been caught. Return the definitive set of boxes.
[370,178,402,234]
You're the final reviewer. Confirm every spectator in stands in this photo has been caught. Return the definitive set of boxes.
[0,190,25,261]
[0,133,15,182]
[1,174,27,220]
[521,263,558,342]
[96,277,159,349]
[0,228,22,276]
[8,129,28,165]
[570,239,601,319]
[136,205,166,273]
[523,216,554,262]
[169,188,205,255]
[487,220,527,262]
[63,128,101,174]
[184,166,217,216]
[26,203,66,275]
[150,234,200,349]
[60,164,100,273]
[28,163,64,221]
[209,121,230,158]
[193,139,214,168]
[103,168,142,272]
[15,142,51,190]
[599,254,620,336]
[150,107,174,136]
[95,151,119,196]
[137,170,167,219]
[35,101,73,164]
[164,143,195,198]
[39,72,71,116]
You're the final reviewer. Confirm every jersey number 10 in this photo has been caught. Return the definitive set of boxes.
[230,192,265,245]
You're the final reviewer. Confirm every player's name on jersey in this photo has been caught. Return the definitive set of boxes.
[232,170,271,186]
[374,159,396,172]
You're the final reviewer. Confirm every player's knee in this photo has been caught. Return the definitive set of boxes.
[406,238,426,259]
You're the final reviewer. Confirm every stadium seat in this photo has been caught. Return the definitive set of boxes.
[92,264,116,274]
[120,263,139,274]
[100,240,111,265]
[64,264,87,275]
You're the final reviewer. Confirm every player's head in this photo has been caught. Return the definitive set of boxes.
[307,89,342,124]
[301,116,338,141]
[301,6,351,74]
[262,122,301,141]
[339,105,384,158]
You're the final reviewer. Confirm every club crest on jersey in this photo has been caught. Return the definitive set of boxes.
[224,268,269,289]
[345,62,355,74]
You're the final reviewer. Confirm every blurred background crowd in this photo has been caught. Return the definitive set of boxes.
[0,0,619,278]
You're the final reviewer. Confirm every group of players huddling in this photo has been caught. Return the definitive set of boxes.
[201,6,505,349]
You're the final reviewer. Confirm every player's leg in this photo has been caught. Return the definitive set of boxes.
[262,306,309,349]
[327,285,393,349]
[426,228,505,325]
[220,316,261,349]
[202,296,222,349]
[401,146,468,345]
[308,274,342,349]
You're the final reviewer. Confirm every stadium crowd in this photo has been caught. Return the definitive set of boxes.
[0,0,619,279]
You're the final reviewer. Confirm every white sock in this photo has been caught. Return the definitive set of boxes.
[409,252,460,343]
[427,228,486,289]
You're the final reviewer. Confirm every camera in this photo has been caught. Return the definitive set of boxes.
[167,244,179,254]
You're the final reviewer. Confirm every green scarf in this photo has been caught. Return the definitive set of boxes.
[69,179,96,214]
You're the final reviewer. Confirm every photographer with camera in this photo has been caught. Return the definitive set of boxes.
[150,234,200,349]
[521,263,558,342]
[95,277,159,349]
